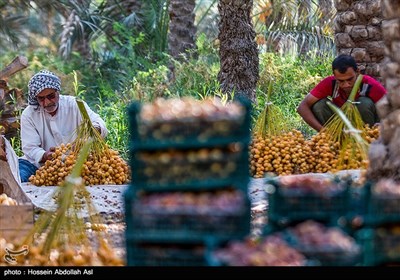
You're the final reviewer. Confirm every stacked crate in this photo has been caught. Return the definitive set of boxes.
[262,175,362,266]
[355,180,400,266]
[265,175,350,228]
[0,165,34,244]
[124,97,252,266]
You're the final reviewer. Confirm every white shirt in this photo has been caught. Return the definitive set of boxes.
[20,95,108,167]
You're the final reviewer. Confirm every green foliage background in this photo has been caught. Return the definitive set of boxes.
[0,1,335,161]
[2,41,333,161]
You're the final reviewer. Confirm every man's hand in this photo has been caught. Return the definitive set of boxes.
[41,147,56,163]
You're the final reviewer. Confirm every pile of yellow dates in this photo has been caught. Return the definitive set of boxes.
[29,143,130,186]
[250,125,379,178]
[0,237,124,266]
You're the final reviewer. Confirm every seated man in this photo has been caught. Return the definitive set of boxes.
[297,54,387,132]
[19,70,108,182]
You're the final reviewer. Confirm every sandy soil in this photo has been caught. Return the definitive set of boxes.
[18,170,361,263]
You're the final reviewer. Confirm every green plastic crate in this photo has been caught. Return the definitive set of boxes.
[127,98,251,150]
[129,145,250,191]
[357,227,400,266]
[265,177,350,226]
[361,181,400,226]
[282,220,362,266]
[124,187,251,243]
[344,185,367,232]
[126,240,212,266]
[206,235,312,266]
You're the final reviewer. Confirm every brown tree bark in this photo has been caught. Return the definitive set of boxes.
[168,0,197,61]
[217,0,259,103]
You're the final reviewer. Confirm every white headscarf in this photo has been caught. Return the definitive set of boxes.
[27,70,61,105]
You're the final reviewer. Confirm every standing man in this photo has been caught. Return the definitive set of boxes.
[19,69,108,182]
[297,54,387,132]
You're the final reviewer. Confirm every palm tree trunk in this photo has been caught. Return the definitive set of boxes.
[366,1,400,181]
[217,0,259,103]
[168,0,197,61]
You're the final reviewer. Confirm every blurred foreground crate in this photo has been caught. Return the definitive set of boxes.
[125,187,250,243]
[206,234,311,266]
[265,175,350,226]
[126,240,213,266]
[129,144,249,191]
[357,226,400,266]
[360,181,400,226]
[290,245,361,266]
[127,98,251,150]
[0,179,34,243]
[263,220,362,266]
[125,97,252,266]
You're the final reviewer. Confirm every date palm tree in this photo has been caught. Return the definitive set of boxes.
[168,0,197,61]
[59,0,100,60]
[0,1,30,50]
[0,0,94,57]
[98,0,170,56]
[217,0,259,103]
[254,0,335,56]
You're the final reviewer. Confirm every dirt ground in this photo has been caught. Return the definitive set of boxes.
[20,170,361,262]
[21,179,268,261]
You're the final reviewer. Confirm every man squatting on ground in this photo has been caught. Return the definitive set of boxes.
[297,54,387,132]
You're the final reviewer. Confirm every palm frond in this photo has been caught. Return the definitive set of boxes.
[327,101,369,171]
[254,82,287,137]
[324,74,365,144]
[254,0,335,56]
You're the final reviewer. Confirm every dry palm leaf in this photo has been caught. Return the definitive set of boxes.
[19,142,123,265]
[29,141,93,253]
